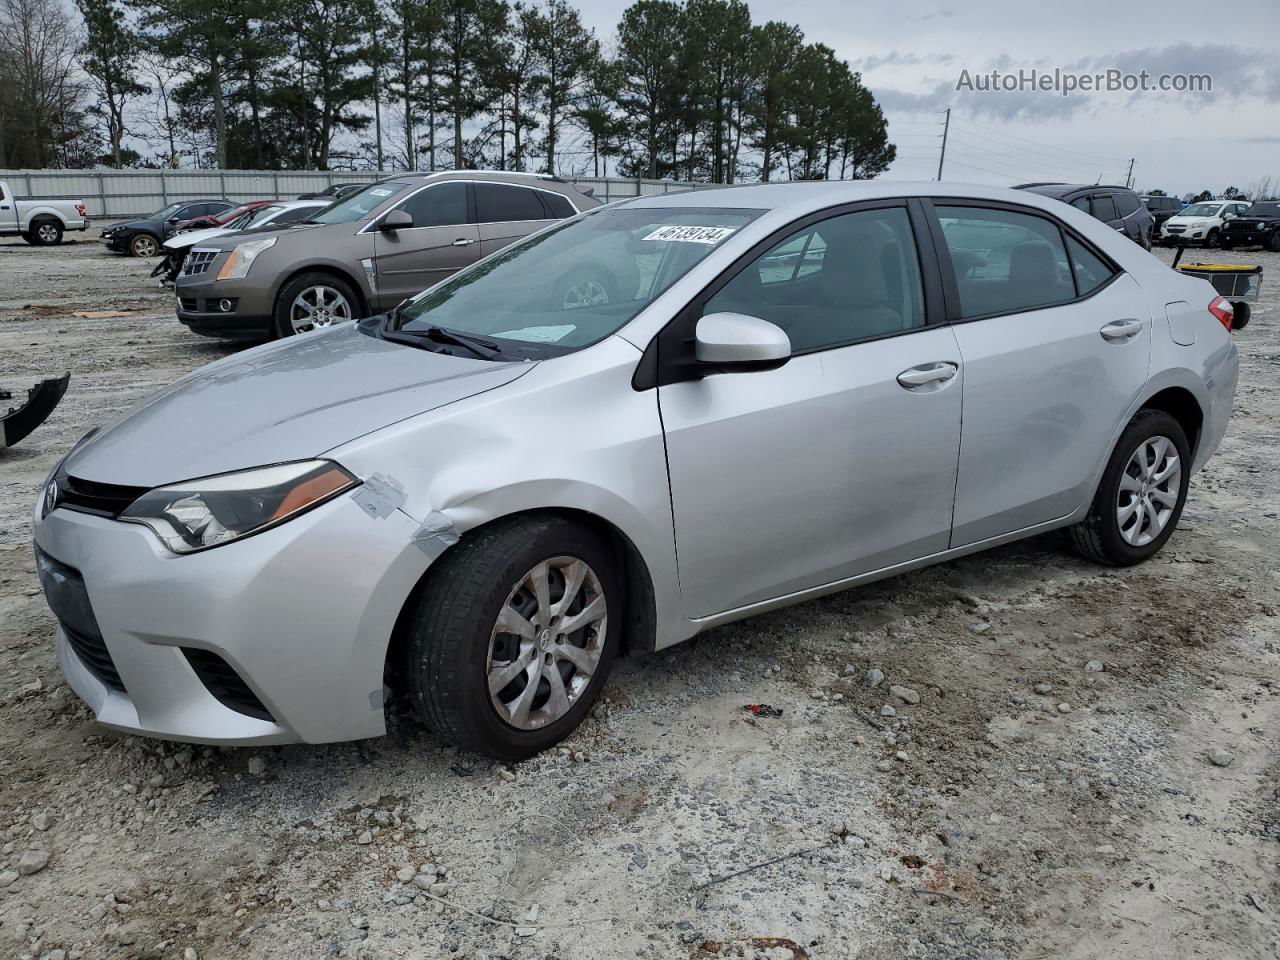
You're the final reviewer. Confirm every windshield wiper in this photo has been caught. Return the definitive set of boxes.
[409,325,503,360]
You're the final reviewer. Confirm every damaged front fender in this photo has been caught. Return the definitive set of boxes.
[1,373,70,450]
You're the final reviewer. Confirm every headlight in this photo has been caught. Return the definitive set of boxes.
[120,460,358,554]
[216,236,277,281]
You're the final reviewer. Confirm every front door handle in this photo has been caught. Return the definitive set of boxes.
[897,361,958,389]
[1100,318,1144,341]
[452,238,476,247]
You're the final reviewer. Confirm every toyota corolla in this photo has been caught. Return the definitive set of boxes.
[34,182,1240,759]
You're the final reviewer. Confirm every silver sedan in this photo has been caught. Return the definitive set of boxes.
[33,181,1240,759]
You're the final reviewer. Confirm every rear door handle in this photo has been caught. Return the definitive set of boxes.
[1100,318,1144,341]
[897,361,958,389]
[452,238,475,247]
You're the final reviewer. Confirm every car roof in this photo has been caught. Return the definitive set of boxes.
[1015,183,1136,199]
[387,170,597,200]
[618,179,1124,220]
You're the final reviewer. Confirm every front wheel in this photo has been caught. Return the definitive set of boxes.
[1069,410,1190,566]
[406,515,621,760]
[1205,228,1220,249]
[129,233,160,257]
[273,272,359,338]
[1268,232,1280,253]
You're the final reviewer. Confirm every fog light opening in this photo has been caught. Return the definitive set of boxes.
[218,299,234,312]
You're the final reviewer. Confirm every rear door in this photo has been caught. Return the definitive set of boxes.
[474,182,558,258]
[1090,193,1122,233]
[657,202,964,617]
[928,201,1152,546]
[370,181,477,308]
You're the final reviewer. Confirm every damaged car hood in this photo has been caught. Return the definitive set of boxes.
[65,325,533,487]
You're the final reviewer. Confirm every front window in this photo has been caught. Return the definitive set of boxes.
[310,182,408,224]
[1181,202,1221,217]
[394,206,763,357]
[150,202,183,220]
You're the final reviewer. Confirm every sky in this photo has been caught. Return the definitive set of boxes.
[577,0,1280,197]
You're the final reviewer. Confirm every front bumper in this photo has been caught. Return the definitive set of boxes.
[33,489,430,745]
[175,275,276,339]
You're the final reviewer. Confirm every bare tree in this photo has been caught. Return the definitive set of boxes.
[0,0,88,167]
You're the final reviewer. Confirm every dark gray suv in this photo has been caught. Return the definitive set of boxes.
[174,172,601,340]
[1015,183,1154,250]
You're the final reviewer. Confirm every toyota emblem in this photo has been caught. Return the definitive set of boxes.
[44,479,59,516]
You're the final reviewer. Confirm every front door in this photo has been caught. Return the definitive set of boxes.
[371,181,479,309]
[658,205,964,618]
[929,202,1152,546]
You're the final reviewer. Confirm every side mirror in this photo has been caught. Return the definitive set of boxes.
[695,312,790,372]
[379,209,413,232]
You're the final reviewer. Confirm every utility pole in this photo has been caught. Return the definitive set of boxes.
[1125,158,1135,189]
[937,108,951,181]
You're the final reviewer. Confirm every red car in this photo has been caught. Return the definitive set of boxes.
[174,199,278,232]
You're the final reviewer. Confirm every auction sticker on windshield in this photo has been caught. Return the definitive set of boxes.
[642,225,736,244]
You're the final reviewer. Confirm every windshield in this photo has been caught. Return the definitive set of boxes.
[228,206,283,230]
[218,204,254,222]
[396,205,763,357]
[1245,202,1280,217]
[1181,203,1221,217]
[149,202,183,220]
[310,182,407,224]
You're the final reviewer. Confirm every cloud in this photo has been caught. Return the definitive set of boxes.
[853,50,954,70]
[874,79,1091,122]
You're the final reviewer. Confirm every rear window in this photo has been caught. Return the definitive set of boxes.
[1244,202,1280,217]
[1115,193,1140,216]
[475,183,550,223]
[541,191,576,219]
[1091,195,1119,221]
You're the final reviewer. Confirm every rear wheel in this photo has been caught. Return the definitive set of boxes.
[28,219,63,246]
[273,272,359,338]
[406,515,621,760]
[1069,410,1190,566]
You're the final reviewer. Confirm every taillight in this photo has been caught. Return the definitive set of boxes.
[1208,296,1234,333]
[75,203,86,216]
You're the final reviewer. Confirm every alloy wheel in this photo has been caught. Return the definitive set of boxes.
[290,285,353,333]
[562,278,610,310]
[1116,435,1181,547]
[132,235,158,257]
[37,223,59,243]
[486,556,607,730]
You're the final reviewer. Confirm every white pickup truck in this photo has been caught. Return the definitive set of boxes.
[0,180,89,245]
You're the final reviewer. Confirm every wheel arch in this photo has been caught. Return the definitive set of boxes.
[1138,385,1204,458]
[381,506,659,696]
[273,263,371,318]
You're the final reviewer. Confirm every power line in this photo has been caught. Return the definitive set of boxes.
[949,116,1128,165]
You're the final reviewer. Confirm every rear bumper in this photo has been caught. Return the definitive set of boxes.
[33,491,430,745]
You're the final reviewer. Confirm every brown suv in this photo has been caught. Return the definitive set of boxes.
[174,171,601,339]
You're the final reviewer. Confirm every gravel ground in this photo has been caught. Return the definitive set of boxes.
[0,230,1277,960]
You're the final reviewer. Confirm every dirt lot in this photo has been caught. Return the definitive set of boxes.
[0,230,1277,960]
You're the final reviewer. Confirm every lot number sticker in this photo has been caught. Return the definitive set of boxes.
[642,225,736,244]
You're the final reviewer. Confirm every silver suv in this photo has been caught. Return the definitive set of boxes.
[174,171,600,339]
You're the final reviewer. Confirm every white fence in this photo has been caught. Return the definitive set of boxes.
[0,169,714,218]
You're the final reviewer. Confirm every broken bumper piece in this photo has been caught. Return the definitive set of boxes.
[1,373,69,449]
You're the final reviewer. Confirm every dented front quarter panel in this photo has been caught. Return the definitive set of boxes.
[327,334,689,651]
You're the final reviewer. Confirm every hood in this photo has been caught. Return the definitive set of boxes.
[1166,213,1215,225]
[165,226,233,251]
[107,218,161,233]
[64,324,534,487]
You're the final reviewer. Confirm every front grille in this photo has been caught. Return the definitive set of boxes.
[1164,225,1185,233]
[181,249,219,277]
[55,472,147,519]
[183,649,274,722]
[178,296,198,312]
[64,624,126,692]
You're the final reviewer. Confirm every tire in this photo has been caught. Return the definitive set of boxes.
[273,271,360,338]
[556,265,621,311]
[1069,410,1190,566]
[28,219,63,246]
[129,233,160,258]
[405,515,622,760]
[1220,240,1234,251]
[1205,228,1219,249]
[1268,232,1280,253]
